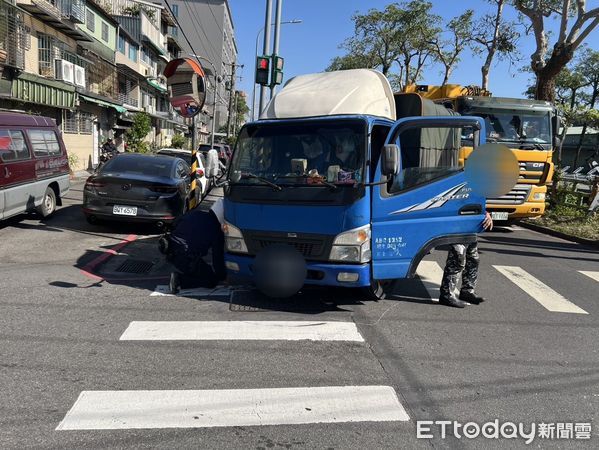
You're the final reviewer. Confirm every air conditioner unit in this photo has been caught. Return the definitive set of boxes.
[74,65,86,88]
[55,60,75,84]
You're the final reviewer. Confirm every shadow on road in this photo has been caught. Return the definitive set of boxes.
[481,234,599,255]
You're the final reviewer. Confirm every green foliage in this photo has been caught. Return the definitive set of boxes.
[126,113,152,153]
[171,133,186,149]
[121,5,156,23]
[67,153,79,173]
[430,10,475,85]
[511,0,599,101]
[326,0,441,89]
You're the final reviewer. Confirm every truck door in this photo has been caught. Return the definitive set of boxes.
[371,116,486,280]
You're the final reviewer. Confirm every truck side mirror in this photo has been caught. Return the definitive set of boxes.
[206,149,220,178]
[553,136,561,148]
[381,144,399,177]
[552,115,562,136]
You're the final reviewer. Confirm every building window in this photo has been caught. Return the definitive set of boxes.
[38,33,54,77]
[172,4,178,17]
[101,22,109,42]
[64,111,93,135]
[86,9,95,32]
[129,42,138,62]
[141,45,150,64]
[118,34,125,53]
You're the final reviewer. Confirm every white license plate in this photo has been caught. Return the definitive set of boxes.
[491,212,509,221]
[113,205,138,216]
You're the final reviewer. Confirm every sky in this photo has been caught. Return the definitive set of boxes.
[227,0,599,114]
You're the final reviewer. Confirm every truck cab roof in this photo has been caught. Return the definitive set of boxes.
[457,96,554,112]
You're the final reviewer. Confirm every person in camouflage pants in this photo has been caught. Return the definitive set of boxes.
[439,212,493,308]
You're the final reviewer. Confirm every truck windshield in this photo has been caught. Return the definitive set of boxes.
[464,110,552,148]
[230,120,366,186]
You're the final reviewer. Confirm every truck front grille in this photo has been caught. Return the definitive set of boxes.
[243,230,333,260]
[487,184,532,205]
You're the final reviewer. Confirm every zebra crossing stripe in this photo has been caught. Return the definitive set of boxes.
[579,271,599,283]
[416,260,444,301]
[494,266,588,314]
[119,321,365,342]
[56,386,408,430]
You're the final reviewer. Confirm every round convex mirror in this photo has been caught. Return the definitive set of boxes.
[163,58,207,118]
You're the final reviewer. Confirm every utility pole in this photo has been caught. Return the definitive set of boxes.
[258,0,273,115]
[210,74,220,149]
[225,63,243,138]
[270,0,283,99]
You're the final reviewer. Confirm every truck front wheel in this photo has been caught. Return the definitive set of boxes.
[362,279,393,300]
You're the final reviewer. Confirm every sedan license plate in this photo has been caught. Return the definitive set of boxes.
[113,205,138,216]
[491,212,509,221]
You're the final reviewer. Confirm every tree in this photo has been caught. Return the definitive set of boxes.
[552,49,599,167]
[393,0,441,89]
[569,49,599,168]
[472,0,520,90]
[512,0,599,101]
[171,133,186,149]
[429,10,475,85]
[325,1,440,90]
[126,112,151,153]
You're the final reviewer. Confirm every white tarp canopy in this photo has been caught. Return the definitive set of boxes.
[260,69,396,121]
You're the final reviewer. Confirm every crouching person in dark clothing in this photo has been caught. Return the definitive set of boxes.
[168,199,226,293]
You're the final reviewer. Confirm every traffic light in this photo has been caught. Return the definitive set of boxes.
[255,55,270,86]
[271,55,284,86]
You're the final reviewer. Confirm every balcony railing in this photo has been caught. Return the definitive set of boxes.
[17,0,91,40]
[117,93,138,107]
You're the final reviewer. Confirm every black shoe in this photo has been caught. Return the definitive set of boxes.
[169,272,180,294]
[459,291,485,305]
[439,295,468,308]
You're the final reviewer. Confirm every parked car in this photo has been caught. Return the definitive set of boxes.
[82,153,191,227]
[0,112,70,221]
[156,148,209,198]
[198,143,229,164]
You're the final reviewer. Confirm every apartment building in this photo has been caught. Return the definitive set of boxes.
[0,0,187,171]
[165,0,237,139]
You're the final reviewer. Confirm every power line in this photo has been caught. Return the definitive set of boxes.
[163,0,204,70]
[181,0,221,66]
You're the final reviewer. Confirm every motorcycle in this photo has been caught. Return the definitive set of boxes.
[96,146,117,172]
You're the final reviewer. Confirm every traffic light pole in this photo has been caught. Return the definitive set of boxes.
[270,0,283,99]
[258,0,273,116]
[225,63,237,139]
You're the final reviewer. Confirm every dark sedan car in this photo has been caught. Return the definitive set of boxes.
[83,153,190,227]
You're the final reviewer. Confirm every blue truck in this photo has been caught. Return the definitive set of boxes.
[222,69,487,298]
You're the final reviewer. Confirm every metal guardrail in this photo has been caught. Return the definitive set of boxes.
[556,166,599,212]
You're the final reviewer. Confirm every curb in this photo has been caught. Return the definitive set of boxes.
[519,221,599,249]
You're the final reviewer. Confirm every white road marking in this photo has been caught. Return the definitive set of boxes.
[119,321,365,342]
[56,386,409,430]
[151,285,231,297]
[579,271,599,284]
[494,266,588,314]
[416,260,445,301]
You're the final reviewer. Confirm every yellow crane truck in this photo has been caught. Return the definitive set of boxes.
[404,84,560,222]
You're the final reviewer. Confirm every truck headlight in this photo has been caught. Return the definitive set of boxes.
[223,221,248,253]
[533,192,545,201]
[329,225,371,263]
